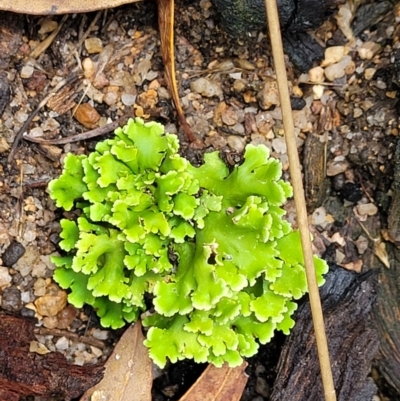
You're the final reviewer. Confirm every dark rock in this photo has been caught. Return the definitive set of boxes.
[20,307,36,318]
[290,97,306,110]
[1,287,22,312]
[337,182,363,203]
[2,241,26,267]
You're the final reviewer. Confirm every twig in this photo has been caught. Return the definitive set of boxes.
[30,15,68,59]
[7,73,79,164]
[264,1,337,401]
[24,114,134,145]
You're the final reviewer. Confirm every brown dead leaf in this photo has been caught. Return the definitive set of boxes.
[157,0,203,148]
[178,362,248,401]
[81,321,152,401]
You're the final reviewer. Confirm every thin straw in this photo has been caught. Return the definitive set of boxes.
[264,1,337,400]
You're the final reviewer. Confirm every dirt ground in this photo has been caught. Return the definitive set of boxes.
[1,0,400,400]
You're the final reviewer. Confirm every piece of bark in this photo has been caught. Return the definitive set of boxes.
[0,314,104,400]
[368,242,400,394]
[270,266,379,401]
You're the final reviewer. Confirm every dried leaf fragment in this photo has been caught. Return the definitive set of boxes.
[81,321,152,401]
[178,362,248,401]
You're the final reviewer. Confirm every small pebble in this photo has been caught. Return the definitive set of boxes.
[312,85,325,100]
[321,46,345,67]
[308,66,325,83]
[56,305,78,329]
[20,65,34,79]
[2,241,26,267]
[1,287,22,312]
[354,235,369,254]
[85,37,103,54]
[326,157,349,176]
[82,57,95,80]
[74,103,101,129]
[358,42,380,60]
[255,376,269,397]
[121,93,136,106]
[38,19,58,35]
[190,77,222,98]
[0,266,12,290]
[311,207,328,226]
[55,336,70,351]
[35,287,67,317]
[221,108,239,126]
[324,56,351,81]
[257,77,280,110]
[92,328,109,340]
[290,97,306,110]
[227,136,246,152]
[272,137,287,154]
[103,90,118,106]
[29,127,44,138]
[30,340,50,355]
[338,182,363,203]
[356,203,378,216]
[20,307,36,318]
[41,117,60,132]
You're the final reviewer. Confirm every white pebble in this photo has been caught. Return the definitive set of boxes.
[227,136,246,152]
[0,266,12,290]
[356,203,378,216]
[20,65,34,79]
[326,157,349,176]
[272,137,287,154]
[121,93,136,106]
[308,66,325,83]
[358,42,380,60]
[55,336,70,350]
[324,56,352,81]
[313,85,325,100]
[311,207,328,226]
[190,78,222,98]
[321,46,345,67]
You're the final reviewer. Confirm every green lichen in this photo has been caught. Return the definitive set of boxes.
[49,117,328,368]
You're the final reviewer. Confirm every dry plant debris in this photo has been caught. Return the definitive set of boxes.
[81,321,152,401]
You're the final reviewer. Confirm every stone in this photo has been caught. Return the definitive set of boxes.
[257,77,280,110]
[308,66,325,83]
[35,285,67,317]
[358,41,380,60]
[324,55,352,81]
[326,157,349,176]
[0,266,12,290]
[321,46,345,67]
[356,203,378,216]
[1,287,22,312]
[190,77,223,98]
[74,103,101,129]
[84,37,103,54]
[2,241,26,267]
[20,65,34,79]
